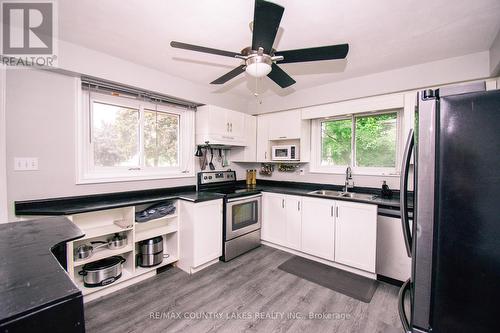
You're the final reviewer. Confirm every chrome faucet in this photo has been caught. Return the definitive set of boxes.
[343,166,353,192]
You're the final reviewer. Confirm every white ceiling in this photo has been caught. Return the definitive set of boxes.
[58,0,500,100]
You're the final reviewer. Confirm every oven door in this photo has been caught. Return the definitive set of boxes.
[226,194,262,240]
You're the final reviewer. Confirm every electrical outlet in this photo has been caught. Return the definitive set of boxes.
[14,157,39,171]
[298,168,305,176]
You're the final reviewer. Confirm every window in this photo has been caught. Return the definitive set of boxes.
[313,110,401,175]
[78,90,194,183]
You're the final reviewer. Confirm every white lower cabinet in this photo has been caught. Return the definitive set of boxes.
[301,197,335,261]
[262,192,302,250]
[334,200,377,273]
[178,199,223,274]
[263,193,378,274]
[285,196,302,250]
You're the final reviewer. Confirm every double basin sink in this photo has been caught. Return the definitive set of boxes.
[308,189,377,201]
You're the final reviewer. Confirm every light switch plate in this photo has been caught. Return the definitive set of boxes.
[14,157,39,171]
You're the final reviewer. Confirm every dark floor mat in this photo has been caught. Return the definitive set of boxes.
[278,256,378,303]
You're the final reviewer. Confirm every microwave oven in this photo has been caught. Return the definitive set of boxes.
[271,145,299,161]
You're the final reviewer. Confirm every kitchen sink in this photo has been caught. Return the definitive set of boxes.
[308,189,377,201]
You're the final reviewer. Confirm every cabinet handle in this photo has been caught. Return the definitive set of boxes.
[265,152,267,160]
[230,123,233,132]
[297,201,300,211]
[336,206,339,218]
[279,136,287,139]
[331,206,334,217]
[282,199,285,208]
[227,122,229,132]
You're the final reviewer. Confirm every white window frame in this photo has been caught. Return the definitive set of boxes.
[310,109,402,176]
[76,88,194,184]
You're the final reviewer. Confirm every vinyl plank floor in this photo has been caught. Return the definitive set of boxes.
[84,246,403,333]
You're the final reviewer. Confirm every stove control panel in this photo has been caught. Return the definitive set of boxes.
[198,171,236,185]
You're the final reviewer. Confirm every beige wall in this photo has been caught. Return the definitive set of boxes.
[4,69,245,220]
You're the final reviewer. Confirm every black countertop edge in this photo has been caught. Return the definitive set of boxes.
[15,186,225,216]
[0,217,84,325]
[254,179,401,196]
[15,180,409,216]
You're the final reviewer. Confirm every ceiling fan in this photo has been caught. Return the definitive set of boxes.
[170,0,349,88]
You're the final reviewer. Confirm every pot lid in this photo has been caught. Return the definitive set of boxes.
[82,256,124,271]
[138,236,163,245]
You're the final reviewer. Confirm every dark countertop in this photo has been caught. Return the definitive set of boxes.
[15,180,405,217]
[0,217,84,326]
[253,184,402,208]
[15,186,225,216]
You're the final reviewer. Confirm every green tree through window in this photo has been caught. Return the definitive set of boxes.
[320,112,398,169]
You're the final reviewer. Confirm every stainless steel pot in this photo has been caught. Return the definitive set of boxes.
[137,236,164,267]
[79,256,126,287]
[137,252,164,267]
[74,233,128,261]
[138,236,163,255]
[74,244,93,261]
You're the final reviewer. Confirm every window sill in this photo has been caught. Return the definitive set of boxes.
[309,168,400,177]
[76,171,194,185]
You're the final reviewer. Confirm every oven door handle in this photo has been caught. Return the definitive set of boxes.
[226,194,262,203]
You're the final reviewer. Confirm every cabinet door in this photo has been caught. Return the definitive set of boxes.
[301,197,335,260]
[193,200,223,267]
[262,193,286,245]
[209,106,229,136]
[335,201,377,272]
[268,110,302,140]
[256,115,270,161]
[227,110,245,139]
[285,195,302,250]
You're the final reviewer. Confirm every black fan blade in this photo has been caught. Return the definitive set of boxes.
[267,63,296,88]
[251,0,284,53]
[210,65,246,84]
[275,44,349,64]
[171,41,241,58]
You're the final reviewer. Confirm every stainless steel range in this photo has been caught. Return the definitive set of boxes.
[197,171,261,261]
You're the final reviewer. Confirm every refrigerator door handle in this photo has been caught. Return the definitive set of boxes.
[398,278,412,333]
[400,129,414,257]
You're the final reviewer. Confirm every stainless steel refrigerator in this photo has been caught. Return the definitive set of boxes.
[398,82,500,333]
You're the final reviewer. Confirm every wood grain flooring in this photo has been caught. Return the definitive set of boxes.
[84,246,403,333]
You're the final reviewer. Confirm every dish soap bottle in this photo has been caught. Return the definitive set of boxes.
[381,180,393,198]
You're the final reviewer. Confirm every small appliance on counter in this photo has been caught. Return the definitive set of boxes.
[272,144,299,161]
[137,236,165,267]
[78,255,126,287]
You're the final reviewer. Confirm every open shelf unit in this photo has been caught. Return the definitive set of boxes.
[65,200,179,300]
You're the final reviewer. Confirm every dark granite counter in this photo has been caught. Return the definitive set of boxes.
[15,180,406,217]
[0,217,85,331]
[15,186,224,216]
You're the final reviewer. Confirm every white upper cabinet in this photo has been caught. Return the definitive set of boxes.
[301,197,335,261]
[256,114,270,161]
[256,109,310,162]
[334,200,377,273]
[230,114,257,162]
[196,105,247,146]
[267,110,302,140]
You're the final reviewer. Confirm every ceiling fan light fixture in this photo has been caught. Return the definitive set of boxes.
[245,55,272,78]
